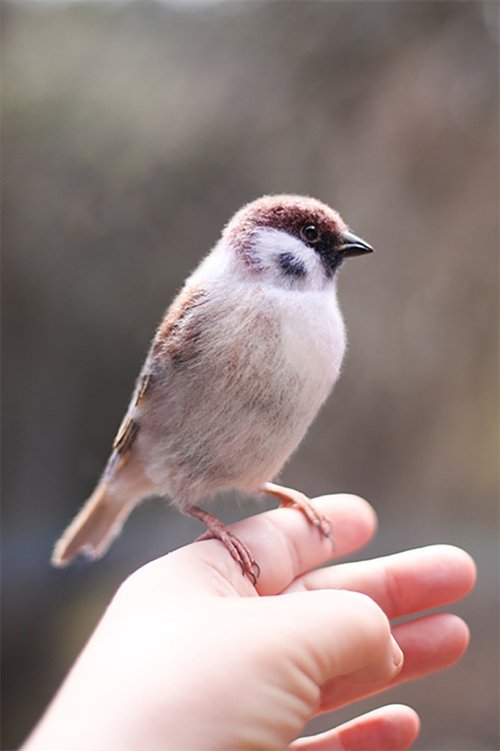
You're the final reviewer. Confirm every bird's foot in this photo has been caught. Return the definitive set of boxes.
[189,506,260,586]
[262,482,334,545]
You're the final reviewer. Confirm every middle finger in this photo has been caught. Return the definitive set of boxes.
[287,544,476,618]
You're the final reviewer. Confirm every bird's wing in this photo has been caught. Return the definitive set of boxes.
[112,371,150,450]
[150,282,208,364]
[106,283,209,476]
[107,370,151,474]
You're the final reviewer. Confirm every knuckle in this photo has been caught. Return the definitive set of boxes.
[342,590,391,638]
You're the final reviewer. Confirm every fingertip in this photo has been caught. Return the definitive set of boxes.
[375,704,421,750]
[388,701,421,723]
[318,493,377,522]
[436,544,477,593]
[314,493,378,538]
[443,613,471,658]
[393,611,471,675]
[335,704,420,751]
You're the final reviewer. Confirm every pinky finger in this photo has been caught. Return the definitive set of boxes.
[290,704,420,751]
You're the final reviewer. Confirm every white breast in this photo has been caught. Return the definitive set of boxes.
[276,286,346,404]
[192,243,346,427]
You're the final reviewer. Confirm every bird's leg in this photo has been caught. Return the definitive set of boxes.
[262,482,333,543]
[189,506,260,585]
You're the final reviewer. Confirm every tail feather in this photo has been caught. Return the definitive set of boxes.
[51,483,133,567]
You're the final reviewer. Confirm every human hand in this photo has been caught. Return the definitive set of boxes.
[24,495,475,751]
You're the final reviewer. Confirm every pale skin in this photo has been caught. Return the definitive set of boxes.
[24,494,475,751]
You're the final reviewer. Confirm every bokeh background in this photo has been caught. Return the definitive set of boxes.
[2,0,498,748]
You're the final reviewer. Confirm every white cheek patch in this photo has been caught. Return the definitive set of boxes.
[254,228,307,263]
[252,228,326,288]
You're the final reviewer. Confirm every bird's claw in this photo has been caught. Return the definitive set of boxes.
[262,482,335,549]
[192,506,260,585]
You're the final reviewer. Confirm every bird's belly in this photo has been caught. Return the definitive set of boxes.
[139,286,345,505]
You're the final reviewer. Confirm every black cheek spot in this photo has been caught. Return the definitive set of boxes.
[279,252,306,278]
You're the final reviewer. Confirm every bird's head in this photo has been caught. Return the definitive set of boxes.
[221,194,373,290]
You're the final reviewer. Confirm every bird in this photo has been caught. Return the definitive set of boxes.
[52,194,373,582]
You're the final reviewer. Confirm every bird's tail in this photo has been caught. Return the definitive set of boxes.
[51,482,134,567]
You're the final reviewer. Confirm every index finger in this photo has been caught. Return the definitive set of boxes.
[196,494,377,595]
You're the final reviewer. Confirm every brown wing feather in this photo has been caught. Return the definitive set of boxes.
[111,372,152,458]
[134,372,151,406]
[109,284,208,472]
[113,415,139,454]
[152,284,208,364]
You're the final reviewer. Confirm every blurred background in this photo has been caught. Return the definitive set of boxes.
[1,0,498,748]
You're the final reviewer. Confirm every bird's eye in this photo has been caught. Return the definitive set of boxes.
[300,224,321,244]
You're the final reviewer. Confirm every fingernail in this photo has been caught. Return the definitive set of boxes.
[391,635,404,670]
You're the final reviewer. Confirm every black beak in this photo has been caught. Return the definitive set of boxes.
[338,230,374,258]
